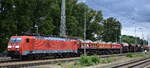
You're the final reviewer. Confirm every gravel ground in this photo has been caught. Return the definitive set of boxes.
[0,57,11,61]
[21,53,150,68]
[28,65,61,68]
[29,62,76,68]
[84,56,141,68]
[28,56,132,68]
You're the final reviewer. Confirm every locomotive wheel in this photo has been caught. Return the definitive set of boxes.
[34,54,42,59]
[27,55,35,60]
[19,55,27,60]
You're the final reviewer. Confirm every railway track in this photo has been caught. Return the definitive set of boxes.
[0,53,124,63]
[0,57,79,68]
[143,63,150,68]
[111,57,150,68]
[0,54,124,68]
[0,57,14,63]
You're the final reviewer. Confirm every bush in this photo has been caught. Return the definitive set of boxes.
[91,56,100,64]
[144,52,150,55]
[106,58,112,63]
[126,53,134,58]
[79,55,100,66]
[100,58,112,63]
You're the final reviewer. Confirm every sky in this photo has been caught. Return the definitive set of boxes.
[79,0,150,45]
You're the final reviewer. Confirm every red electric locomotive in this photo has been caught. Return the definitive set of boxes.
[7,36,80,59]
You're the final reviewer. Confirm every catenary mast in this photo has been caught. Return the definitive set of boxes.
[60,0,66,37]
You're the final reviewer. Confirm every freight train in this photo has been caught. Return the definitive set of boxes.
[7,35,147,59]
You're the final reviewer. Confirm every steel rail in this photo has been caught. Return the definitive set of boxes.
[112,57,150,68]
[0,54,125,68]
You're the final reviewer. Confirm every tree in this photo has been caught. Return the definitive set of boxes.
[86,10,103,41]
[121,35,148,45]
[0,0,104,52]
[2,0,145,52]
[102,17,121,42]
[0,0,55,52]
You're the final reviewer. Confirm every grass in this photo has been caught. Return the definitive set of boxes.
[60,61,81,68]
[79,55,114,66]
[126,53,135,58]
[79,55,100,66]
[100,58,112,63]
[60,55,114,68]
[79,52,150,66]
[60,52,150,68]
[126,52,150,58]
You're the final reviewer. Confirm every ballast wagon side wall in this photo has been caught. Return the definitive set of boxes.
[78,42,122,55]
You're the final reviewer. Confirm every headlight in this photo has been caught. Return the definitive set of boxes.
[15,45,19,48]
[8,46,12,48]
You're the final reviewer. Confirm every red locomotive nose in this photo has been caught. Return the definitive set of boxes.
[8,43,19,51]
[7,37,22,51]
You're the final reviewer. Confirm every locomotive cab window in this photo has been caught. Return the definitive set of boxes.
[10,38,22,43]
[26,38,30,43]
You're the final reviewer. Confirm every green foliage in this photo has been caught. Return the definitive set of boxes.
[91,56,101,64]
[79,56,100,66]
[102,17,121,42]
[100,58,112,63]
[2,0,147,52]
[80,56,93,66]
[121,35,148,45]
[106,58,113,63]
[144,52,150,55]
[126,53,134,58]
[0,0,105,52]
[126,53,150,58]
[0,0,56,52]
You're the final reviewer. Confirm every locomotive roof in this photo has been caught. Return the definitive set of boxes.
[11,35,79,41]
[34,36,71,41]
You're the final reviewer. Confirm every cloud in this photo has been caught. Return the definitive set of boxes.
[85,0,150,22]
[81,0,150,44]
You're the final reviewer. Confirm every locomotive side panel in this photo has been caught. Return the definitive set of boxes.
[31,38,79,54]
[21,36,35,55]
